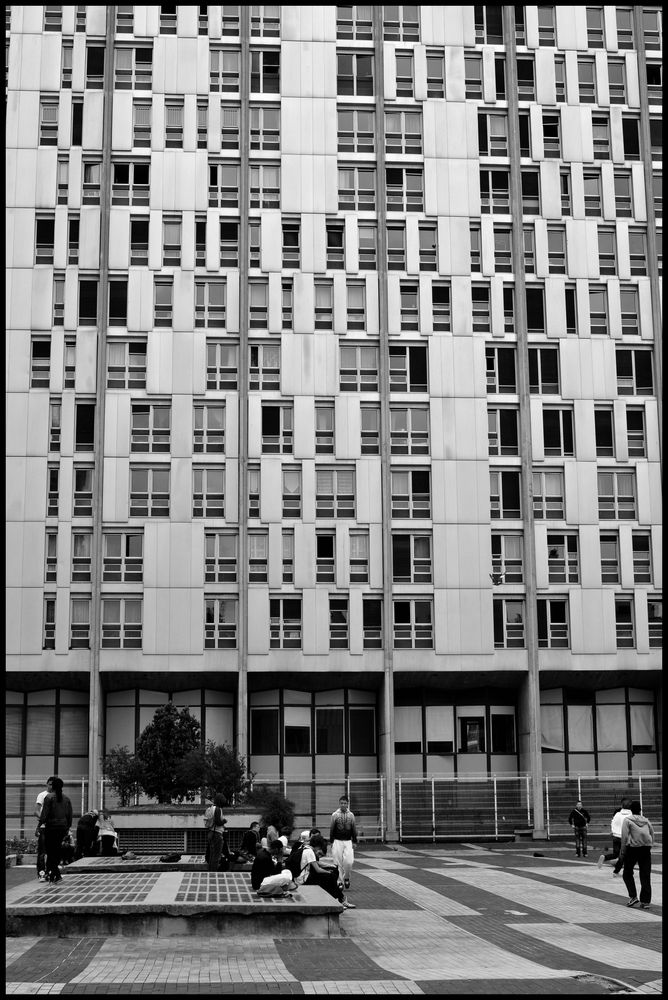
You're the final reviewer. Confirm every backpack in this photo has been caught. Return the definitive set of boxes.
[284,844,306,878]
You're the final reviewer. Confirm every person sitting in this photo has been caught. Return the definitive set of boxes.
[305,833,355,909]
[252,838,294,896]
[239,821,260,860]
[97,812,119,855]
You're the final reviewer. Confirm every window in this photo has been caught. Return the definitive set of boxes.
[399,283,419,330]
[493,599,525,648]
[615,597,635,648]
[555,56,566,102]
[315,403,335,454]
[490,470,521,520]
[628,229,647,275]
[613,171,633,218]
[384,5,420,40]
[130,467,170,517]
[198,5,208,35]
[615,8,634,48]
[491,227,512,273]
[282,279,293,329]
[478,112,508,158]
[249,280,268,328]
[514,4,526,43]
[589,284,608,335]
[608,58,626,104]
[340,344,379,391]
[632,533,652,584]
[390,406,429,455]
[560,170,571,215]
[518,111,531,157]
[486,346,516,393]
[431,281,451,332]
[249,343,279,391]
[251,49,280,93]
[565,285,577,335]
[537,5,556,44]
[358,222,377,269]
[75,401,95,452]
[392,534,432,584]
[197,100,208,148]
[251,6,280,36]
[114,46,153,90]
[192,467,224,518]
[35,216,55,264]
[491,533,523,584]
[102,598,142,649]
[648,599,662,649]
[337,52,373,96]
[210,48,239,92]
[598,470,636,519]
[112,160,150,206]
[103,532,143,583]
[316,468,355,518]
[503,286,515,333]
[537,598,569,648]
[61,39,73,88]
[389,345,427,392]
[338,166,375,212]
[393,52,414,98]
[160,5,177,34]
[464,53,482,100]
[86,46,104,89]
[521,170,540,214]
[129,217,149,266]
[73,465,94,516]
[251,708,278,755]
[194,404,225,453]
[495,55,506,100]
[650,118,662,161]
[107,341,147,389]
[347,281,366,330]
[43,597,56,649]
[205,341,237,391]
[626,407,646,458]
[488,407,519,456]
[598,227,616,275]
[208,162,239,209]
[600,532,620,583]
[532,469,564,519]
[45,530,58,583]
[31,339,51,388]
[578,58,596,102]
[592,115,610,160]
[40,97,59,145]
[416,223,437,272]
[49,400,62,452]
[586,7,605,47]
[246,219,259,268]
[195,280,226,328]
[270,598,302,649]
[526,286,545,333]
[524,226,535,273]
[360,404,380,454]
[261,404,292,454]
[117,7,134,33]
[393,600,433,649]
[248,531,268,582]
[387,224,406,270]
[472,284,491,332]
[543,113,560,157]
[250,104,280,150]
[517,57,535,100]
[652,172,661,219]
[643,8,662,49]
[282,529,294,583]
[646,65,662,106]
[426,49,445,98]
[622,117,640,160]
[57,157,69,204]
[391,469,430,518]
[470,224,481,273]
[220,220,239,267]
[315,707,344,755]
[363,598,383,649]
[547,227,566,274]
[348,530,369,583]
[385,109,422,155]
[594,407,615,457]
[616,349,653,396]
[329,597,349,649]
[70,597,91,648]
[548,533,579,584]
[153,278,173,327]
[337,5,373,41]
[314,280,333,330]
[44,6,62,30]
[282,466,301,517]
[316,531,335,583]
[47,464,60,518]
[282,219,300,268]
[64,339,76,389]
[326,219,345,268]
[159,216,181,266]
[204,598,237,649]
[220,104,239,149]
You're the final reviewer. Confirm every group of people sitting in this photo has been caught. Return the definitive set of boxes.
[74,808,119,858]
[250,826,355,908]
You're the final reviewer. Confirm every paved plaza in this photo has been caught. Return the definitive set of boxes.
[5,842,662,995]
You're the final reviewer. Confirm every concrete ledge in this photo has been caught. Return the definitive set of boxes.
[66,854,252,874]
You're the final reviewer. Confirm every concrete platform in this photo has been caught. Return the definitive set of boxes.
[6,870,343,939]
[64,853,251,873]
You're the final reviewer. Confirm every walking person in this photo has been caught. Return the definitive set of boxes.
[34,776,54,881]
[330,794,358,890]
[567,799,591,857]
[619,800,654,909]
[39,777,73,884]
[203,793,227,873]
[597,798,632,872]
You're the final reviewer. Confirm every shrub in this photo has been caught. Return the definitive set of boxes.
[242,786,295,833]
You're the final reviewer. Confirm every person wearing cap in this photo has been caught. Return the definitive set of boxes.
[204,793,227,872]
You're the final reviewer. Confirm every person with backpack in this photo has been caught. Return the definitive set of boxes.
[39,777,73,884]
[618,800,654,909]
[203,793,227,873]
[567,800,591,857]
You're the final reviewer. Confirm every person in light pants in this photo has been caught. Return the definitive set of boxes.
[329,795,358,891]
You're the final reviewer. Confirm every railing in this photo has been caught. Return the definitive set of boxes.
[5,773,662,843]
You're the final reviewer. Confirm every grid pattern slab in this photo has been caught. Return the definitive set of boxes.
[175,871,276,903]
[11,874,159,906]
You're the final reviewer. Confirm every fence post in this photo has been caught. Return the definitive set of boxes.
[545,775,550,839]
[379,775,385,841]
[493,777,498,840]
[398,777,402,841]
[638,774,643,813]
[346,776,350,803]
[99,778,104,810]
[526,774,531,826]
[283,777,287,801]
[81,777,85,815]
[431,777,435,842]
[577,775,581,800]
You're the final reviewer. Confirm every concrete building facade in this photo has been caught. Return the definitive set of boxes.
[6,5,662,832]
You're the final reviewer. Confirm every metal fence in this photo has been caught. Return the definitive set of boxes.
[5,772,662,843]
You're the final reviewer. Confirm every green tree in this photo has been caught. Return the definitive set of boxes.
[134,703,202,803]
[103,745,143,806]
[176,741,252,803]
[242,785,295,832]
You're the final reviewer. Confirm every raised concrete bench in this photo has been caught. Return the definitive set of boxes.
[6,870,342,939]
[65,854,252,874]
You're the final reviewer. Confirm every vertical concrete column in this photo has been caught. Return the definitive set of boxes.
[88,4,117,807]
[373,6,397,841]
[236,7,251,762]
[503,7,545,835]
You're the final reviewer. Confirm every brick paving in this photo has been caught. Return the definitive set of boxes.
[5,844,662,995]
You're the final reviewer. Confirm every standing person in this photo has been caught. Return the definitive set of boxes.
[330,794,358,890]
[619,800,654,909]
[75,808,100,859]
[203,793,227,873]
[567,800,591,857]
[39,777,73,884]
[34,776,54,881]
[598,798,632,871]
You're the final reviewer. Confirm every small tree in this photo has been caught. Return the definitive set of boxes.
[135,703,202,803]
[176,741,252,804]
[243,785,295,832]
[103,745,143,806]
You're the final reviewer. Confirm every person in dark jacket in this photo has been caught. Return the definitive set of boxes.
[567,800,591,857]
[239,821,260,859]
[39,777,73,883]
[251,839,280,890]
[75,808,100,859]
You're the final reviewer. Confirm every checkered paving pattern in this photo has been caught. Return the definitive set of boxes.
[11,873,159,906]
[174,871,261,903]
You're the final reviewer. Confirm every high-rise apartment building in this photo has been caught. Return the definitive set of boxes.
[6,6,662,834]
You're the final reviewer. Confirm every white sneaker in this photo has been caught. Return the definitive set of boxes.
[38,871,46,881]
[342,898,356,909]
[597,854,605,868]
